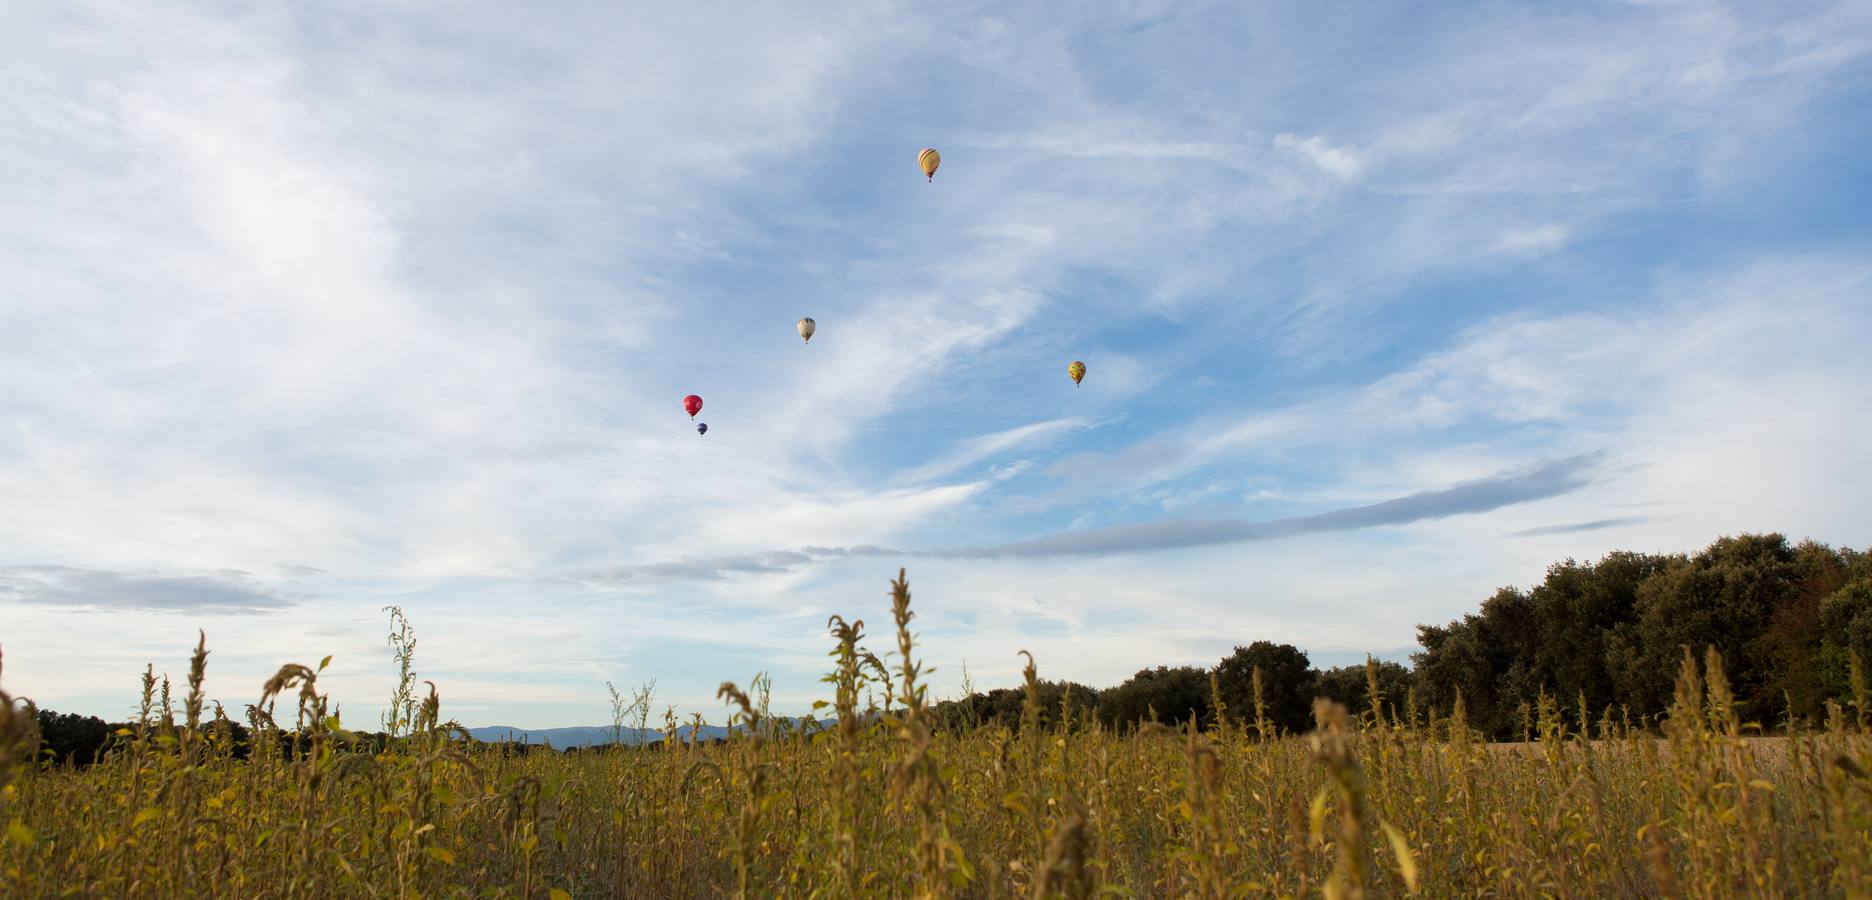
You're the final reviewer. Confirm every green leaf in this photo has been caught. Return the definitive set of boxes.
[425,846,455,865]
[319,655,333,671]
[132,807,161,828]
[550,890,573,900]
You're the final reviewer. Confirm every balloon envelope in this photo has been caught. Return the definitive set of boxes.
[798,317,816,343]
[918,147,940,181]
[697,423,708,435]
[683,394,703,418]
[1068,361,1086,386]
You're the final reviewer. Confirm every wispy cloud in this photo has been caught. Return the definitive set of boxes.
[0,566,303,613]
[1273,133,1364,181]
[943,454,1600,560]
[901,417,1093,484]
[1506,516,1653,538]
[962,132,1247,162]
[567,546,903,587]
[568,454,1600,579]
[2,1,1867,725]
[1034,437,1196,504]
[1494,224,1569,256]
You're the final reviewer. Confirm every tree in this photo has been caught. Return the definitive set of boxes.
[1607,534,1803,723]
[35,710,112,766]
[1526,551,1667,719]
[1819,578,1872,703]
[1213,642,1314,734]
[1413,588,1529,739]
[1096,666,1210,731]
[934,680,1099,732]
[938,533,1868,741]
[1315,660,1414,722]
[1757,542,1865,719]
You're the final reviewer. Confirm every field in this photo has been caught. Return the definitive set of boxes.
[2,577,1870,899]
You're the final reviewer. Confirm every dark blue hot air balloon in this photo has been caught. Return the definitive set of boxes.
[696,422,708,436]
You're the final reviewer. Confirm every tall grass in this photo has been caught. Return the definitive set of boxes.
[2,570,1870,898]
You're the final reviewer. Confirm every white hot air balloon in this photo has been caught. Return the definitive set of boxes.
[797,317,816,345]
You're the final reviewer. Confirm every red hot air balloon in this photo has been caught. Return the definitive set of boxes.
[683,395,703,419]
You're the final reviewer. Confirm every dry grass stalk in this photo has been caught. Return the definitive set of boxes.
[0,576,1867,898]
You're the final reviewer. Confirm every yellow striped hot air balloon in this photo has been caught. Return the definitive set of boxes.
[1068,360,1086,387]
[918,147,941,182]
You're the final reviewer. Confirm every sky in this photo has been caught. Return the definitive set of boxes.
[2,0,1870,729]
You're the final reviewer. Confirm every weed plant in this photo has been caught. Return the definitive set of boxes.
[2,571,1870,897]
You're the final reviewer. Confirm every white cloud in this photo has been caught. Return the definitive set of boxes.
[0,566,303,613]
[901,417,1094,484]
[1274,133,1365,181]
[2,1,1867,726]
[1494,224,1570,256]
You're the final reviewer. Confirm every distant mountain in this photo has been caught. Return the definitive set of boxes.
[465,717,832,748]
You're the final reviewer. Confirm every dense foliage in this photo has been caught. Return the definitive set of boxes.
[932,533,1872,742]
[1415,534,1871,739]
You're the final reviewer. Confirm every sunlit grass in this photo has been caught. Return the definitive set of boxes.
[2,572,1869,898]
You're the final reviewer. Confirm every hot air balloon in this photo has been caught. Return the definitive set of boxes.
[797,317,816,344]
[918,147,940,182]
[697,422,708,436]
[1068,361,1086,387]
[683,394,703,419]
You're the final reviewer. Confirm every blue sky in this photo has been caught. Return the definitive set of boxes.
[3,1,1870,728]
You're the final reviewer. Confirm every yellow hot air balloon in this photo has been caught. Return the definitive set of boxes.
[918,147,941,182]
[1068,360,1086,387]
[797,317,816,344]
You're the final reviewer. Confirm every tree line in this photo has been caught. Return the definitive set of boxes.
[26,710,571,768]
[935,533,1871,739]
[23,532,1872,758]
